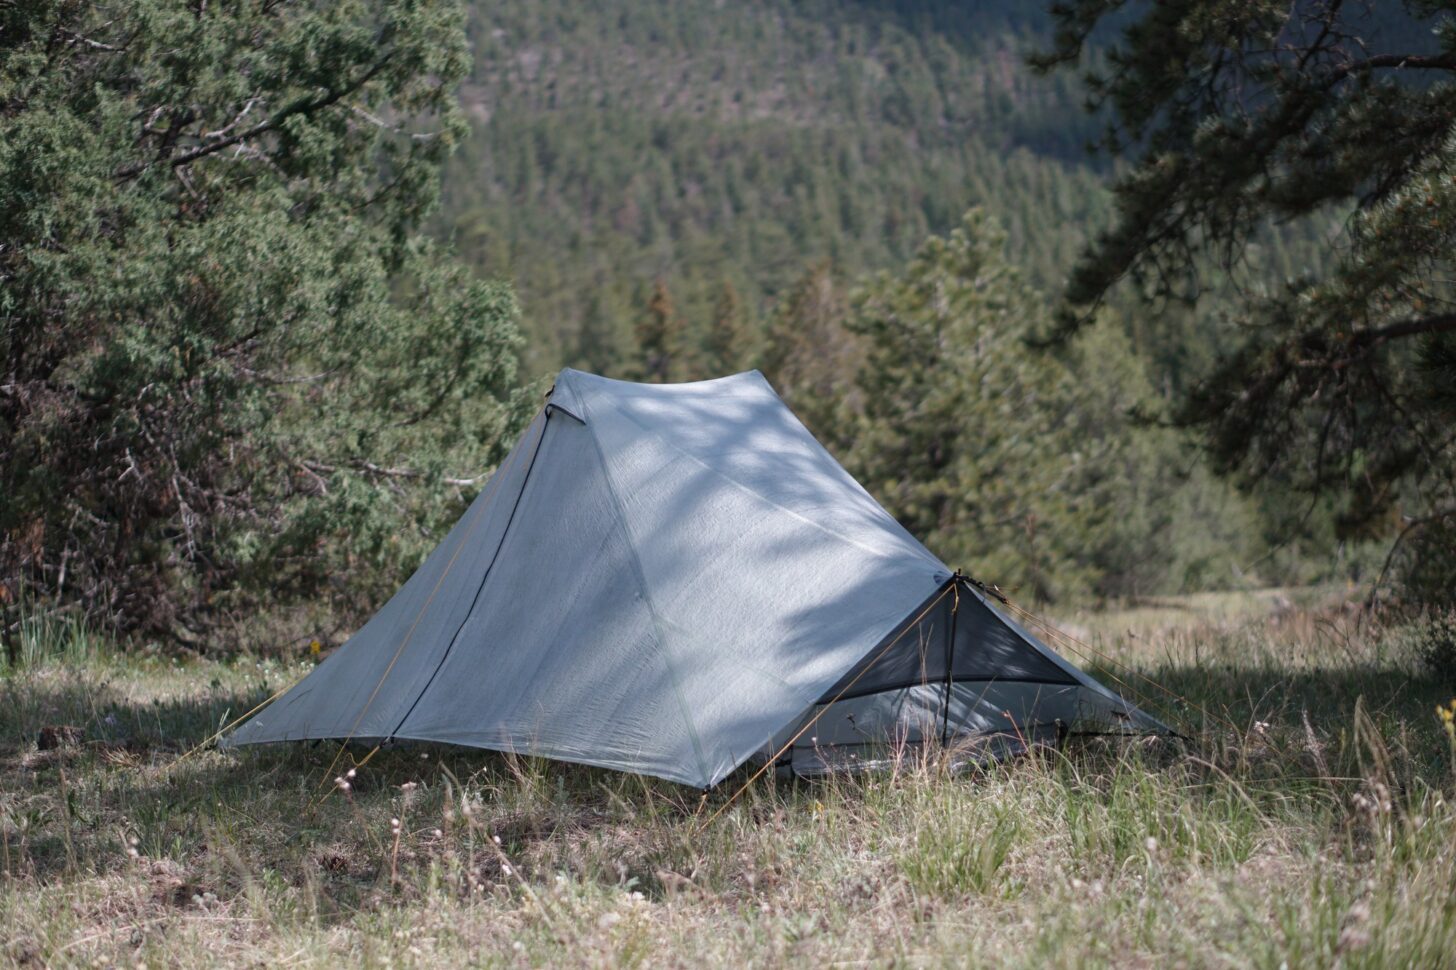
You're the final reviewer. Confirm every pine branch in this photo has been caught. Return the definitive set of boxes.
[1297,313,1456,369]
[114,54,395,181]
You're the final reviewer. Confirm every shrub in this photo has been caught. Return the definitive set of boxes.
[1402,612,1456,686]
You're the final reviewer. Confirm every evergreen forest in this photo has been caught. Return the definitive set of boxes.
[3,0,1451,641]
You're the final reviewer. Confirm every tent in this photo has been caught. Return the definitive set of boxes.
[225,369,1164,786]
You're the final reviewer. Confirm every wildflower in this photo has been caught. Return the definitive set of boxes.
[400,781,417,792]
[334,776,351,792]
[492,834,501,845]
[310,639,322,656]
[433,829,444,839]
[501,863,513,876]
[346,768,356,779]
[1437,700,1456,741]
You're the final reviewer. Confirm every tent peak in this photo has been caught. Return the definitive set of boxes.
[555,367,771,395]
[550,368,780,426]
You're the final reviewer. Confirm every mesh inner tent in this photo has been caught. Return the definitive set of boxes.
[816,580,1077,704]
[789,579,1094,771]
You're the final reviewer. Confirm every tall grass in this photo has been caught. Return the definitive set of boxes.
[1,598,1454,966]
[0,602,107,674]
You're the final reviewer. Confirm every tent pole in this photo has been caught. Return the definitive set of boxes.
[941,572,961,747]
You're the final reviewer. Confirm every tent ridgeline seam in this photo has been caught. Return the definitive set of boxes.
[579,395,714,789]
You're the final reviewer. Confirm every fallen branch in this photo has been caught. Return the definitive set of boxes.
[301,459,486,488]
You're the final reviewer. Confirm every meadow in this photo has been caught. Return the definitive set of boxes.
[2,591,1453,968]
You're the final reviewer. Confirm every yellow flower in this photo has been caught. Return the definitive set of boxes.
[310,639,322,656]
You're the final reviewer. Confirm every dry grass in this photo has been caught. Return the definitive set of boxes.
[2,594,1454,968]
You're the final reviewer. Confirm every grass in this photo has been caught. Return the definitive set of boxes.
[2,594,1454,967]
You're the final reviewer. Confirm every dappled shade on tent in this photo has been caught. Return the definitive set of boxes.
[225,370,1164,786]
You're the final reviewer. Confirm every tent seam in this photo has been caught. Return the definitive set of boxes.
[386,409,554,741]
[576,386,714,788]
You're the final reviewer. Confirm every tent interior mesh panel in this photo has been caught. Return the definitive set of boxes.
[225,369,1166,786]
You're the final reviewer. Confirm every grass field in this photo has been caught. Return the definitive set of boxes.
[2,593,1454,968]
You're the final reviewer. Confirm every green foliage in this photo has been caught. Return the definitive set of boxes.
[759,264,859,443]
[626,279,687,383]
[443,0,1134,374]
[698,281,757,378]
[440,0,1352,599]
[844,211,1256,600]
[898,792,1023,898]
[0,602,106,674]
[0,1,526,641]
[1061,756,1262,874]
[1393,612,1456,686]
[1033,0,1456,604]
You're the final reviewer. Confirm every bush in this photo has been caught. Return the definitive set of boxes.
[1401,612,1456,686]
[1399,522,1456,611]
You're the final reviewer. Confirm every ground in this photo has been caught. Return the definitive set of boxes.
[2,589,1453,968]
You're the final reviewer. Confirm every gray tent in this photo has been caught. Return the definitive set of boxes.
[226,369,1163,786]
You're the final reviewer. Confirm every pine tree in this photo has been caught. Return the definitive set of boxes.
[702,279,757,376]
[630,279,687,383]
[572,292,627,375]
[1032,0,1456,603]
[760,264,857,444]
[846,210,1214,602]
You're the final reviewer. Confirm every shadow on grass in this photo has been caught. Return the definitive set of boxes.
[0,672,700,892]
[1,658,1450,896]
[1080,660,1454,780]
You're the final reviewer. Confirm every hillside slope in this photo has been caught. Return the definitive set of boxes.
[443,0,1311,375]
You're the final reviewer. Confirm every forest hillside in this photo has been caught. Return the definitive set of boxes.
[439,0,1355,601]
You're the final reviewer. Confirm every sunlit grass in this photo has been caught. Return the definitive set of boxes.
[1,596,1453,967]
